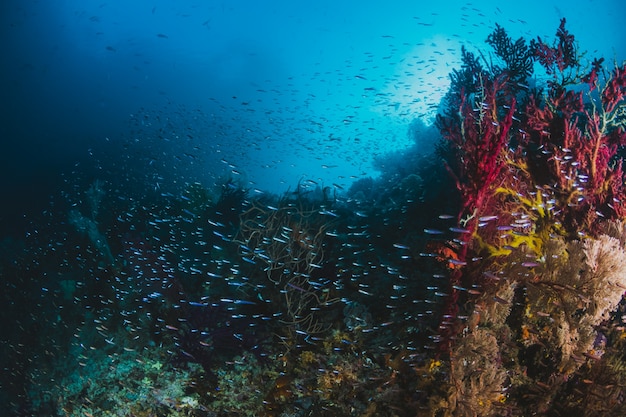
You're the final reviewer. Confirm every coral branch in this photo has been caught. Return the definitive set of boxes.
[437,75,516,226]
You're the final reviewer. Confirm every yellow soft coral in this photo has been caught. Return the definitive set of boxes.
[473,186,564,258]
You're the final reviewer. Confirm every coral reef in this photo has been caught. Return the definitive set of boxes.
[431,18,626,416]
[13,19,626,417]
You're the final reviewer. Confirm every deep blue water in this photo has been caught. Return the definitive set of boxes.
[1,0,625,415]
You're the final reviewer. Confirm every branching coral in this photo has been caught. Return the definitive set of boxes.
[236,199,337,350]
[486,23,535,84]
[530,18,579,83]
[437,74,516,226]
[435,43,517,352]
[512,69,626,234]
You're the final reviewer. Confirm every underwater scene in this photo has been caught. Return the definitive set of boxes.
[2,1,626,416]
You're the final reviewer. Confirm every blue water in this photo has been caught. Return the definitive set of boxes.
[2,0,623,234]
[1,0,625,415]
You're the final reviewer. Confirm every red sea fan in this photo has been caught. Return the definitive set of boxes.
[437,75,516,227]
[602,63,626,115]
[531,18,578,76]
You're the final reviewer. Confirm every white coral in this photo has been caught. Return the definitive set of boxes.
[581,234,626,325]
[528,222,626,372]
